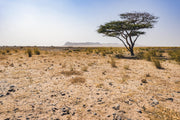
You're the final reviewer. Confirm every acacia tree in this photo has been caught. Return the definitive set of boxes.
[97,12,158,56]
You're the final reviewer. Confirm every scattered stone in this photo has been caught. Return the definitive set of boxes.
[83,104,86,108]
[8,88,15,92]
[112,104,120,110]
[102,71,106,75]
[113,113,122,120]
[61,107,70,116]
[6,92,10,95]
[119,110,126,113]
[97,99,102,102]
[141,79,148,83]
[60,92,66,96]
[107,115,111,117]
[9,63,14,67]
[72,111,75,116]
[177,91,180,93]
[0,101,3,105]
[94,113,97,115]
[96,93,100,95]
[87,109,91,112]
[124,100,133,105]
[14,108,19,113]
[166,98,173,102]
[10,85,15,89]
[136,109,142,114]
[52,107,58,112]
[151,99,159,106]
[4,118,10,120]
[109,82,113,86]
[51,94,57,98]
[0,94,4,97]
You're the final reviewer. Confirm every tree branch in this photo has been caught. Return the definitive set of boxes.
[133,35,139,44]
[116,36,130,51]
[132,35,139,47]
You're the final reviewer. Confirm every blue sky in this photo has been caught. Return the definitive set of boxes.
[0,0,180,46]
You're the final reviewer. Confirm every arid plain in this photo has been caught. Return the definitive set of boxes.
[0,47,180,120]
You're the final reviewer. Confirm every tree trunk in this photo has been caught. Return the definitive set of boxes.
[129,47,134,56]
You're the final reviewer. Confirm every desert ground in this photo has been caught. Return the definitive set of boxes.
[0,47,180,120]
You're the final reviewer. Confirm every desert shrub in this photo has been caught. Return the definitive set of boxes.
[1,51,5,55]
[153,59,163,69]
[26,49,32,57]
[136,52,145,59]
[159,50,165,53]
[34,48,40,55]
[61,70,82,76]
[14,49,18,53]
[149,50,157,57]
[70,77,85,84]
[145,52,152,61]
[110,57,117,68]
[101,52,106,56]
[157,52,163,57]
[168,49,180,64]
[6,49,10,53]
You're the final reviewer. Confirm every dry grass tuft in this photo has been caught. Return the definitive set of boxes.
[61,70,82,76]
[153,59,163,69]
[110,57,117,68]
[96,83,104,88]
[81,66,88,72]
[70,77,85,84]
[124,65,130,70]
[26,49,32,57]
[34,48,41,55]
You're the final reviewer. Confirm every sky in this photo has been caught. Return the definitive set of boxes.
[0,0,180,46]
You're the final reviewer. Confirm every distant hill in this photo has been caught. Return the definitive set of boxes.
[64,42,123,47]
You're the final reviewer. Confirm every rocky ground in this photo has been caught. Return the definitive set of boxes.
[0,49,180,120]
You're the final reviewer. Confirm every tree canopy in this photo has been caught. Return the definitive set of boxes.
[97,12,158,56]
